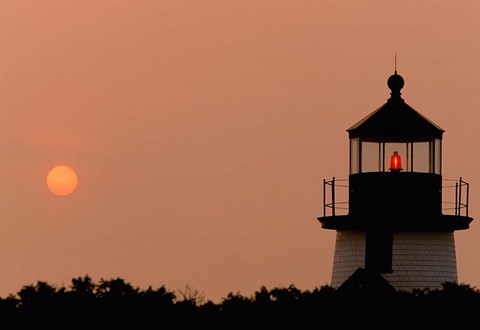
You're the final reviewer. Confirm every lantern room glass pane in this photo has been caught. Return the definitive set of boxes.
[412,142,430,173]
[351,138,441,174]
[434,138,442,174]
[361,141,381,173]
[350,138,360,174]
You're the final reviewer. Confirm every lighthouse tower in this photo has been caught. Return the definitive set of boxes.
[319,71,473,292]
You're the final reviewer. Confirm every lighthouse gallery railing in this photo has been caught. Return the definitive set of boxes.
[323,177,469,218]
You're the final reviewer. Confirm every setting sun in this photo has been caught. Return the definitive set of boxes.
[46,165,78,196]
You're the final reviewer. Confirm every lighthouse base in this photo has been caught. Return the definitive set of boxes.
[331,230,457,292]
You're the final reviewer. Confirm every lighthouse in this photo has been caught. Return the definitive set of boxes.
[318,71,473,292]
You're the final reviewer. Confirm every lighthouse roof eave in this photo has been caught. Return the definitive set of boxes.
[347,99,445,141]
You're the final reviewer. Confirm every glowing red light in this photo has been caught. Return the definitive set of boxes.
[389,151,402,172]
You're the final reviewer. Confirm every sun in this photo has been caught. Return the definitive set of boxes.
[46,165,78,196]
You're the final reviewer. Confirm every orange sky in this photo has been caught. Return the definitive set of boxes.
[1,0,480,302]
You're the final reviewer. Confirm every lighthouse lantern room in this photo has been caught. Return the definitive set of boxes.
[319,71,473,291]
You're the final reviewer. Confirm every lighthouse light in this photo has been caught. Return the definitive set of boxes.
[390,151,402,172]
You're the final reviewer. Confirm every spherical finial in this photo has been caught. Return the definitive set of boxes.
[387,71,404,98]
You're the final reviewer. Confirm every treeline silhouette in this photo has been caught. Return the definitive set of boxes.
[1,275,479,328]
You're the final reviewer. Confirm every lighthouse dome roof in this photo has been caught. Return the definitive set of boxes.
[347,72,444,141]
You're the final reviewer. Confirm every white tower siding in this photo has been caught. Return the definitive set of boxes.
[331,230,366,288]
[331,230,457,292]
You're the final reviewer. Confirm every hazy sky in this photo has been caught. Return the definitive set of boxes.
[1,0,480,302]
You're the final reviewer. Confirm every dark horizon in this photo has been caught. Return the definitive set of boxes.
[2,273,479,327]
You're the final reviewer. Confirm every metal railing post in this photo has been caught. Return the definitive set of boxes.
[459,177,463,216]
[331,177,335,217]
[323,179,326,217]
[466,181,470,218]
[455,181,459,216]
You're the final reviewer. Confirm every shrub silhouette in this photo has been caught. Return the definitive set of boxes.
[1,277,479,328]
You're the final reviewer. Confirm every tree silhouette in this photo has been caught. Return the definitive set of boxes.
[176,283,205,306]
[0,277,479,328]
